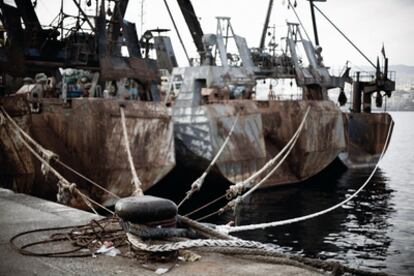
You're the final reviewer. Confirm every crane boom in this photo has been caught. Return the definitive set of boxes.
[176,0,205,60]
[259,0,274,51]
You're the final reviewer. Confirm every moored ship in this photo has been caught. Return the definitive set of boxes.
[0,0,175,208]
[162,0,394,188]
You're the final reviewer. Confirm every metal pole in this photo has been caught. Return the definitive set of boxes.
[352,72,361,113]
[309,0,319,46]
[71,0,95,31]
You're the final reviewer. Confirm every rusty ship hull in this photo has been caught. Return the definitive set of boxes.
[0,95,175,208]
[0,94,35,194]
[339,112,393,169]
[173,98,346,187]
[173,100,267,184]
[258,100,346,187]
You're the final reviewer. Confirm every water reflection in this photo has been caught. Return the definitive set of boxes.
[234,166,395,273]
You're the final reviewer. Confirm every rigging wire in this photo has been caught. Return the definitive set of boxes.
[183,194,226,218]
[56,160,120,200]
[185,107,310,221]
[177,113,240,209]
[313,4,377,69]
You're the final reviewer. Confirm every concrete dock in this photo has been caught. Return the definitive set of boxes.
[0,189,322,275]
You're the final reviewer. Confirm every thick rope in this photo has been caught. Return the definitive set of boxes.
[227,107,311,200]
[194,130,300,222]
[187,108,311,220]
[178,113,240,208]
[127,233,277,253]
[193,107,310,222]
[178,215,235,240]
[213,125,302,219]
[10,214,386,275]
[119,106,143,196]
[216,120,394,234]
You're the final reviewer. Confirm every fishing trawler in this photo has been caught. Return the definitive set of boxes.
[160,0,394,187]
[0,0,175,208]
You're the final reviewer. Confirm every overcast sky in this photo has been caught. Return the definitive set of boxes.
[12,0,414,68]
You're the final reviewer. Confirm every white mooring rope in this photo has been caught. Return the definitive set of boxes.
[216,120,394,234]
[227,106,311,200]
[184,107,311,220]
[127,232,277,253]
[120,106,143,196]
[178,112,241,208]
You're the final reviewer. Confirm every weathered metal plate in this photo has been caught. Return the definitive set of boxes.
[173,100,267,184]
[28,98,175,207]
[339,112,393,168]
[100,56,159,82]
[0,95,175,208]
[257,100,346,187]
[0,95,35,193]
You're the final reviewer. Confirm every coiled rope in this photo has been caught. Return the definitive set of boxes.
[10,217,125,258]
[215,120,394,234]
[10,214,386,275]
[178,112,240,208]
[120,106,143,196]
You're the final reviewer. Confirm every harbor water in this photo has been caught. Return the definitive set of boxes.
[233,112,414,275]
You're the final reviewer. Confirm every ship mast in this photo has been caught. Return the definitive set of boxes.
[307,0,326,46]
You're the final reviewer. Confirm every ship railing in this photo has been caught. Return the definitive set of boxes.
[352,71,396,82]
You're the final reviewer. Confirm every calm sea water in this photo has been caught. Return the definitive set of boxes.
[232,112,414,275]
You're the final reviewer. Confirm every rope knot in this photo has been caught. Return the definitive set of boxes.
[191,175,205,192]
[40,150,59,177]
[57,180,73,205]
[69,183,77,193]
[226,182,245,200]
[42,149,59,162]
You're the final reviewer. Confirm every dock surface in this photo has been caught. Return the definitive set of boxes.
[0,189,322,275]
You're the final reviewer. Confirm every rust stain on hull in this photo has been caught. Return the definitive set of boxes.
[1,96,175,208]
[0,95,35,193]
[256,100,346,187]
[173,100,267,184]
[340,112,393,168]
[174,99,346,187]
